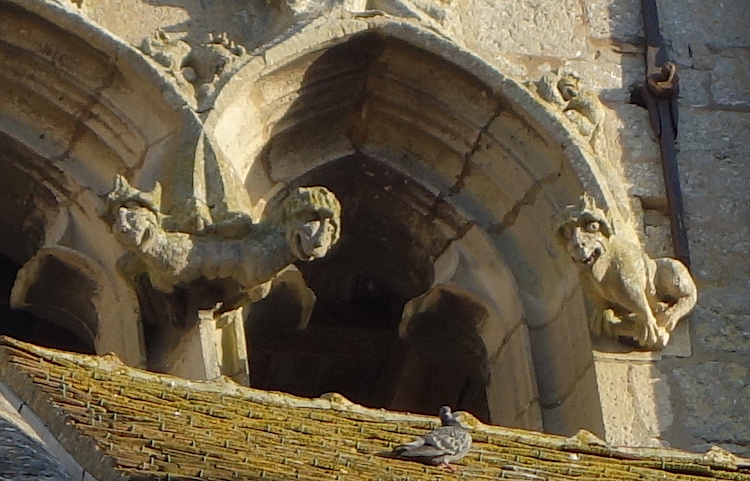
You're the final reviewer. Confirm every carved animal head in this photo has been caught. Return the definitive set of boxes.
[279,186,342,261]
[557,71,582,101]
[557,194,614,267]
[114,205,161,250]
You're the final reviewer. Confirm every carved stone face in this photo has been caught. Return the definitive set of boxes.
[558,216,608,267]
[287,210,339,261]
[557,74,581,101]
[114,206,159,249]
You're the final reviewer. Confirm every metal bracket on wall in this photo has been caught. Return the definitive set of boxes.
[640,0,691,268]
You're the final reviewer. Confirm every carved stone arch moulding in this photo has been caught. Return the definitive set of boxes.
[10,246,119,353]
[0,0,203,366]
[1,1,695,438]
[203,18,642,435]
[2,1,345,383]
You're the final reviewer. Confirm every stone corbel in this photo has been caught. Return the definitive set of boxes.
[557,194,697,350]
[399,284,490,344]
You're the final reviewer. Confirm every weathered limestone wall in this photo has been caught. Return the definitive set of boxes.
[591,0,750,456]
[458,0,750,455]
[459,0,749,455]
[655,0,750,456]
[18,0,750,455]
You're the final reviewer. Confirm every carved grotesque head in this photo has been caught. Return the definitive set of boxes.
[281,186,342,261]
[557,71,582,101]
[557,194,613,267]
[114,205,161,249]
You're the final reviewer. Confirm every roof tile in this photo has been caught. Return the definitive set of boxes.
[1,336,749,481]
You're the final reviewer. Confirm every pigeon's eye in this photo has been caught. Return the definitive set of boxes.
[585,221,600,233]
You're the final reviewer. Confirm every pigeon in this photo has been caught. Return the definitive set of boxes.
[392,406,472,472]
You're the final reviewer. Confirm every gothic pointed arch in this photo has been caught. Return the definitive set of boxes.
[206,19,619,435]
[0,0,200,366]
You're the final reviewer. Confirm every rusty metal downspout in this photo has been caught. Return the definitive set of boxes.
[640,0,691,268]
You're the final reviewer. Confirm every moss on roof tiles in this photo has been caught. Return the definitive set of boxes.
[1,336,749,481]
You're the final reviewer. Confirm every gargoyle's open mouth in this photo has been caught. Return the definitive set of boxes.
[572,246,602,266]
[291,233,313,261]
[579,247,602,266]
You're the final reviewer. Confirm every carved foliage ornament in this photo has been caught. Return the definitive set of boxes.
[140,30,247,109]
[557,194,697,350]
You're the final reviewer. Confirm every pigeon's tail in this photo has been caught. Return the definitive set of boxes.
[393,438,424,455]
[393,445,408,456]
[395,444,447,459]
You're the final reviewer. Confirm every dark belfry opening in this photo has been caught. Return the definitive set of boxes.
[391,288,491,422]
[0,136,95,354]
[0,253,94,354]
[246,155,492,421]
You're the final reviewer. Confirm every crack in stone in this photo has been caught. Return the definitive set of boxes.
[448,109,502,196]
[54,52,118,164]
[434,219,475,260]
[512,396,542,425]
[487,316,527,367]
[486,168,562,236]
[426,107,503,238]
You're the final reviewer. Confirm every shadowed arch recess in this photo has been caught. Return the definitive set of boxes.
[0,1,197,365]
[210,22,610,435]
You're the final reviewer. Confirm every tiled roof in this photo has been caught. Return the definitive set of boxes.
[0,416,74,481]
[1,336,749,481]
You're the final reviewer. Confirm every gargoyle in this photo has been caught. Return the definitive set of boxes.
[557,194,697,350]
[107,175,341,311]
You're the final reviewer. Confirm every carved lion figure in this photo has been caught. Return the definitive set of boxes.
[557,194,697,349]
[109,178,341,309]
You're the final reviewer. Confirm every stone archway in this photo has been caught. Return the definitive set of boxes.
[209,22,619,435]
[0,1,197,366]
[0,1,634,437]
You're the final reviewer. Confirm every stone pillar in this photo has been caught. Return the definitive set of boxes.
[156,305,250,385]
[215,308,251,385]
[167,312,221,381]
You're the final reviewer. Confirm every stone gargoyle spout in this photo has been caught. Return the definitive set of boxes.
[557,193,697,350]
[106,175,341,309]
